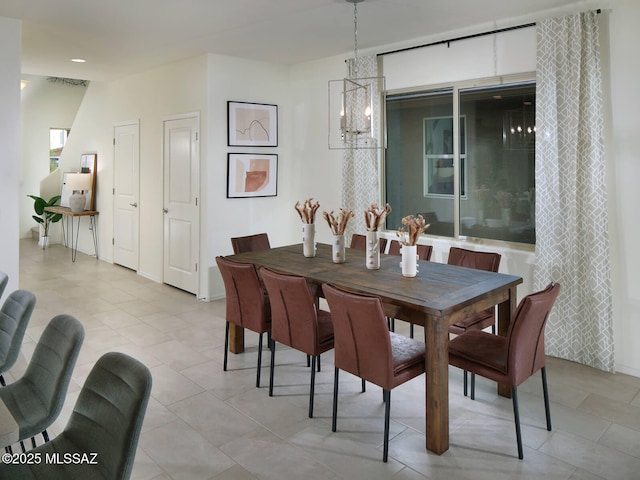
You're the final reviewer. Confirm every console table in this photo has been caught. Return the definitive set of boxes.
[44,206,99,262]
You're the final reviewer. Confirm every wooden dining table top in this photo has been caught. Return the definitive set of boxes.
[229,242,522,326]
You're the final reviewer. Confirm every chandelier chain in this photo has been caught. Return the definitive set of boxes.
[353,1,358,77]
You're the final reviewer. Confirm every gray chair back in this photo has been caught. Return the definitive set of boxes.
[0,270,8,299]
[0,314,84,440]
[0,352,152,480]
[0,290,37,380]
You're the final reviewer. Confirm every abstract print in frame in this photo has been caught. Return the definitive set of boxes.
[228,101,278,147]
[227,153,278,198]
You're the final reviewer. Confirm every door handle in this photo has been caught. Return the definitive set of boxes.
[163,208,168,214]
[129,202,138,207]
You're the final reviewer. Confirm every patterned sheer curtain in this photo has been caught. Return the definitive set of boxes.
[342,55,382,240]
[535,11,614,372]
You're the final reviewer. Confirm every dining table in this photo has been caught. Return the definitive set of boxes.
[228,242,522,455]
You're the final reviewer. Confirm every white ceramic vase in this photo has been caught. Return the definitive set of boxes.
[332,234,346,263]
[366,230,380,269]
[401,244,418,277]
[302,223,316,257]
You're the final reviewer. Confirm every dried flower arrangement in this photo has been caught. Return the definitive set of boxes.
[322,208,354,235]
[364,203,392,231]
[495,191,515,208]
[294,198,320,224]
[396,214,430,246]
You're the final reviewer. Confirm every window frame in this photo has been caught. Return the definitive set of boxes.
[382,72,536,250]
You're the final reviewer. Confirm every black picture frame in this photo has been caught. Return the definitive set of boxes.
[227,101,278,147]
[227,153,278,198]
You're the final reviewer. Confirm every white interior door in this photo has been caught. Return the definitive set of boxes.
[113,122,140,270]
[163,114,199,294]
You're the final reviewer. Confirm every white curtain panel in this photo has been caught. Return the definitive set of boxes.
[535,11,614,372]
[342,55,382,241]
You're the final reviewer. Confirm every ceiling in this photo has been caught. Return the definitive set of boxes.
[2,0,593,82]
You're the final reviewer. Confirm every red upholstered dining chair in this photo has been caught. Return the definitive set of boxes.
[260,268,334,418]
[322,283,426,463]
[350,233,387,254]
[446,247,502,395]
[215,256,271,388]
[449,282,561,459]
[230,233,271,254]
[386,240,433,336]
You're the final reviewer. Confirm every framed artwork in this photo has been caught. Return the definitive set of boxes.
[227,153,278,198]
[227,101,278,147]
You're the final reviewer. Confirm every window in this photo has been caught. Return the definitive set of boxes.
[385,80,536,245]
[49,128,70,173]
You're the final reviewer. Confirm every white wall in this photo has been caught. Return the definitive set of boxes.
[56,55,208,291]
[19,74,87,238]
[0,17,21,300]
[605,0,640,376]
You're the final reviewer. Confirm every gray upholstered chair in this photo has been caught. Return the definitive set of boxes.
[0,314,84,450]
[0,271,8,299]
[0,289,37,386]
[0,352,152,479]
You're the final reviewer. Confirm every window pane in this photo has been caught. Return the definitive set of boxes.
[385,89,454,237]
[459,83,535,244]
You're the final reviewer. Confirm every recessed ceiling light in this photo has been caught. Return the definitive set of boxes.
[70,58,86,63]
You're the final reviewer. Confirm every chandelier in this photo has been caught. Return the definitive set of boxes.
[328,0,385,149]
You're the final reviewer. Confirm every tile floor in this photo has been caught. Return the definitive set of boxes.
[8,238,640,479]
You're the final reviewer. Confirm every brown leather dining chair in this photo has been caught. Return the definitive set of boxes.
[446,247,502,395]
[447,247,502,334]
[386,240,433,335]
[350,233,387,254]
[230,232,271,254]
[216,256,271,388]
[260,267,334,418]
[322,283,426,462]
[448,282,561,459]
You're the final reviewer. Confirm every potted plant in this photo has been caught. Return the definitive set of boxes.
[28,194,63,249]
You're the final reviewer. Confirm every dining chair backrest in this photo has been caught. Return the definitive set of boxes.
[507,282,561,385]
[387,240,433,261]
[350,234,387,254]
[0,271,8,300]
[260,267,320,353]
[0,289,37,377]
[0,314,84,441]
[447,247,501,272]
[0,352,152,480]
[215,256,269,332]
[231,233,271,254]
[322,283,394,388]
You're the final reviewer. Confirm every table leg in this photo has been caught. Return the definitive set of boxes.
[71,216,81,263]
[229,324,244,354]
[425,314,449,454]
[90,215,99,258]
[497,285,518,397]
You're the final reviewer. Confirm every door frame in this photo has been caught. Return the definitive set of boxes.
[162,111,205,299]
